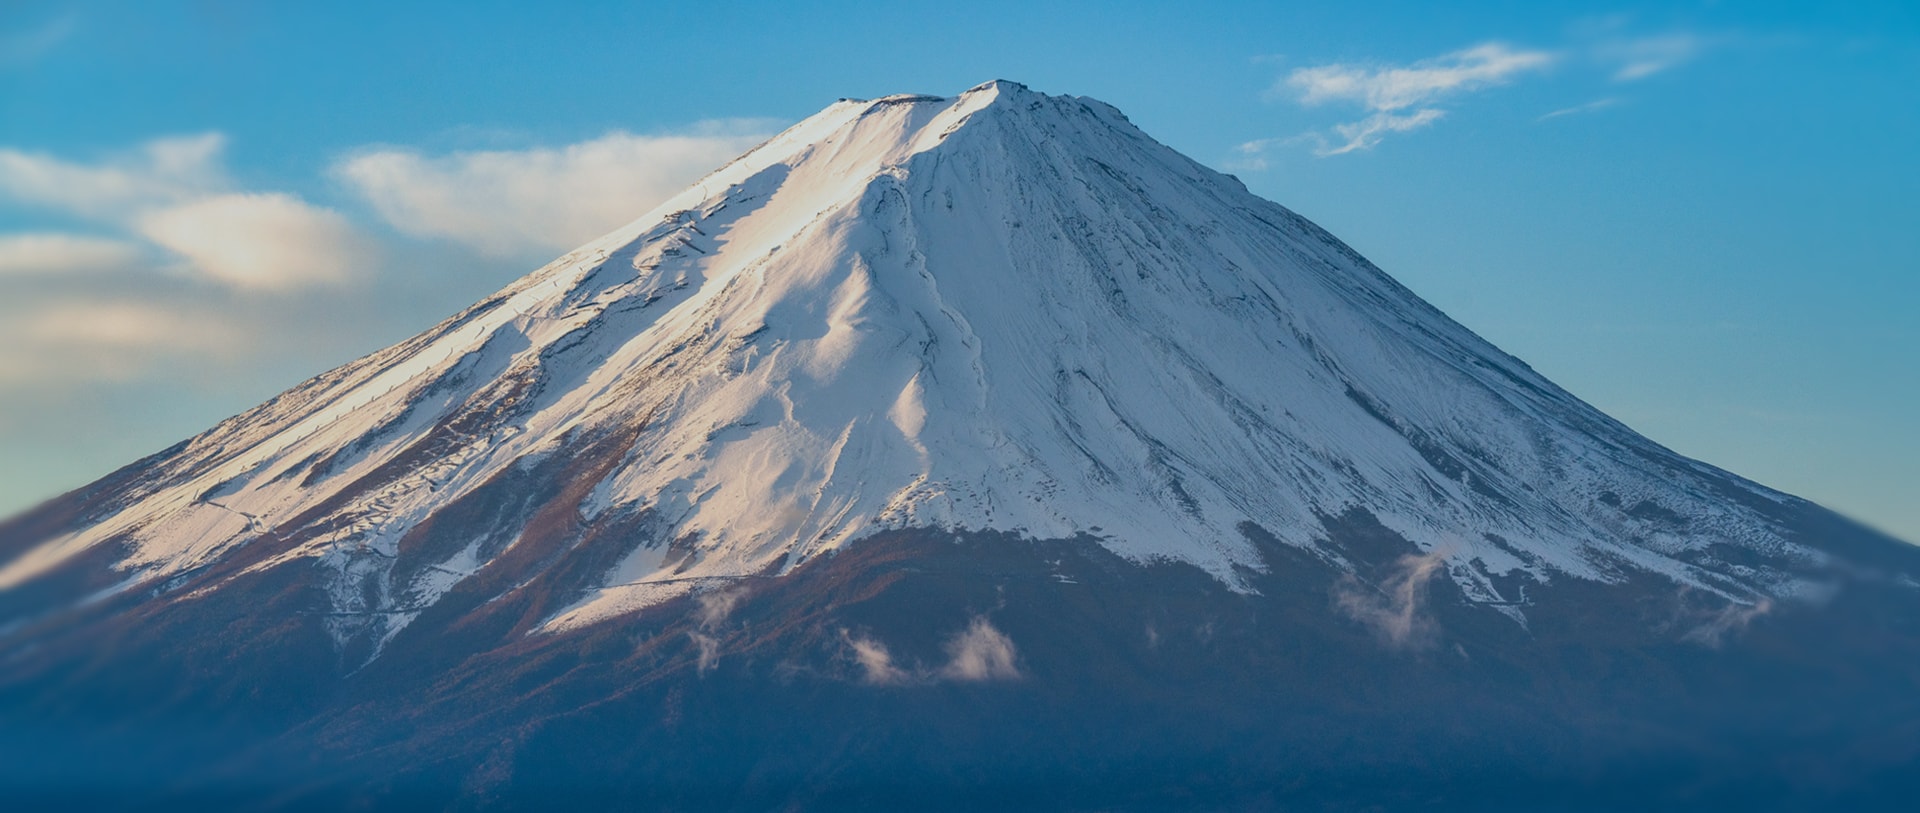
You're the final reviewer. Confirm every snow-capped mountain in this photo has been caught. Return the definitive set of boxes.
[0,81,1818,639]
[2,81,1915,811]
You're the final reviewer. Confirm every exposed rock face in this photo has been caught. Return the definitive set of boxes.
[1,81,1915,810]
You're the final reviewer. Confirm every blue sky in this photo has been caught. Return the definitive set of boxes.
[1,0,1915,540]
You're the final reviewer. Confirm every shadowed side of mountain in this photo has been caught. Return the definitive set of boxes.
[0,81,1875,645]
[4,509,1918,812]
[2,79,1918,811]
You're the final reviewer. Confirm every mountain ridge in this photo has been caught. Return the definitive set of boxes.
[2,80,1918,811]
[0,80,1857,651]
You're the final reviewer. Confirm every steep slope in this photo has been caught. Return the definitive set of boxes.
[0,82,1826,646]
[2,80,1917,811]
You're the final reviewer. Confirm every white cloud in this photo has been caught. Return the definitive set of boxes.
[0,133,228,219]
[0,117,776,511]
[334,122,777,257]
[835,620,1021,685]
[840,629,911,685]
[1262,43,1554,157]
[0,133,380,292]
[0,233,143,275]
[1322,108,1448,156]
[1680,595,1773,648]
[1248,28,1716,161]
[1286,43,1557,112]
[0,135,397,464]
[1226,134,1318,171]
[16,301,231,350]
[1538,97,1623,121]
[689,631,722,674]
[135,193,375,290]
[694,586,746,629]
[0,120,741,509]
[939,617,1021,681]
[1332,550,1450,650]
[0,300,242,385]
[1226,141,1275,173]
[1600,33,1704,81]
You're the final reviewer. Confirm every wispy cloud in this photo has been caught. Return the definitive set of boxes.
[0,118,782,511]
[1333,549,1450,649]
[0,133,371,290]
[1285,43,1557,112]
[694,586,746,629]
[1243,24,1721,163]
[688,631,722,674]
[686,586,750,675]
[837,617,1022,685]
[1680,595,1773,648]
[0,117,779,474]
[0,300,243,386]
[0,12,76,66]
[0,234,144,276]
[333,121,778,258]
[1227,135,1312,172]
[1538,97,1622,121]
[939,617,1022,681]
[136,193,375,290]
[0,133,229,220]
[1597,33,1707,81]
[0,132,391,412]
[1278,43,1555,155]
[1322,109,1450,156]
[840,629,912,685]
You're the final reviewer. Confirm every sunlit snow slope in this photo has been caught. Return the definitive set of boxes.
[0,81,1819,645]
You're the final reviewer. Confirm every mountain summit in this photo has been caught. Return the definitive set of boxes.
[0,80,1814,634]
[3,82,1917,810]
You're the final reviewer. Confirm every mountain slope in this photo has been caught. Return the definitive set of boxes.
[1,81,1916,810]
[0,81,1824,640]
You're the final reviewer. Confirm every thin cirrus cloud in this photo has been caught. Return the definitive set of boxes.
[1284,42,1557,112]
[1275,42,1557,156]
[0,133,229,219]
[332,120,778,258]
[1537,97,1622,122]
[1323,108,1449,156]
[0,12,76,66]
[1242,30,1714,162]
[1597,32,1703,81]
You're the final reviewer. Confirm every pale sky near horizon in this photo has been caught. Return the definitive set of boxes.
[1,1,1915,541]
